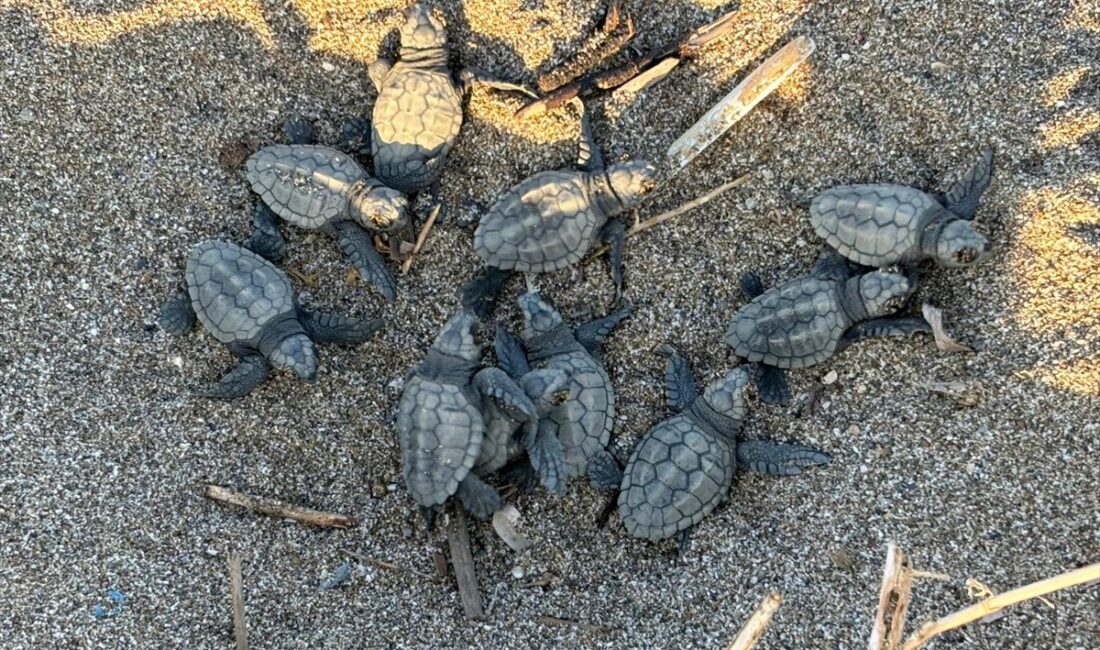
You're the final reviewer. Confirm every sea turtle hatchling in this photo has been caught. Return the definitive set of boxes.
[725,251,930,404]
[500,290,632,482]
[246,141,409,302]
[368,2,535,196]
[810,148,995,268]
[158,241,384,399]
[396,310,566,520]
[463,107,656,316]
[589,346,829,545]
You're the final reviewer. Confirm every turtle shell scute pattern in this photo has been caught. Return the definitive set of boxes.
[538,351,613,477]
[186,241,294,344]
[474,171,600,272]
[396,377,483,507]
[810,184,940,266]
[725,277,848,369]
[246,145,367,230]
[618,415,734,540]
[372,68,463,194]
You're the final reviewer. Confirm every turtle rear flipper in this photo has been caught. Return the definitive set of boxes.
[195,353,271,399]
[366,59,392,91]
[159,289,196,336]
[455,474,502,520]
[739,271,765,300]
[736,440,831,476]
[494,324,530,379]
[332,220,398,302]
[836,315,931,353]
[574,304,634,357]
[282,112,316,145]
[755,364,790,405]
[526,419,567,496]
[588,449,624,491]
[244,203,287,264]
[458,67,538,99]
[944,147,994,220]
[299,307,385,345]
[461,267,512,319]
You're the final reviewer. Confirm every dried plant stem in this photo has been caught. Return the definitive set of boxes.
[725,592,782,650]
[204,485,356,529]
[228,550,248,650]
[868,543,914,650]
[401,202,442,274]
[446,502,485,620]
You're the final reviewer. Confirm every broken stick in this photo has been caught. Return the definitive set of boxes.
[204,485,356,529]
[868,543,913,650]
[900,563,1100,650]
[446,502,485,620]
[228,550,248,650]
[725,592,782,650]
[401,202,443,274]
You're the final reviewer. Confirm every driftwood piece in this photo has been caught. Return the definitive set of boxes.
[204,485,356,529]
[668,36,816,169]
[538,0,635,93]
[868,543,914,650]
[920,304,973,353]
[725,592,782,650]
[447,502,485,620]
[228,551,248,650]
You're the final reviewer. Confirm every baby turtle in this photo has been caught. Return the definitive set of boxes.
[725,251,928,404]
[396,310,564,520]
[810,148,994,268]
[246,141,408,302]
[590,346,829,545]
[501,290,632,481]
[158,241,384,399]
[369,2,534,196]
[464,106,656,316]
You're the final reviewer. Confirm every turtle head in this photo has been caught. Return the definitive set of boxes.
[602,160,657,212]
[518,291,564,338]
[400,2,447,50]
[702,367,752,422]
[936,220,992,267]
[354,185,410,233]
[270,334,318,381]
[432,310,482,362]
[857,270,912,318]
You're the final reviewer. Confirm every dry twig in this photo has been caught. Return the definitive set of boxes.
[204,485,356,529]
[401,202,443,274]
[535,615,614,634]
[228,550,248,650]
[538,0,635,93]
[868,543,914,650]
[343,550,435,579]
[725,592,782,650]
[446,502,485,620]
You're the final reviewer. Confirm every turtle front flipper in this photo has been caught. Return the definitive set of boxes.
[460,266,512,320]
[494,323,530,379]
[366,59,392,91]
[735,440,831,475]
[244,202,287,264]
[526,418,567,496]
[836,315,932,353]
[655,344,697,413]
[474,367,538,424]
[600,219,626,306]
[158,288,196,337]
[458,67,538,99]
[195,352,271,399]
[455,474,503,520]
[332,219,398,302]
[298,307,385,345]
[587,448,624,491]
[575,100,604,172]
[944,147,994,220]
[574,303,634,358]
[755,364,790,405]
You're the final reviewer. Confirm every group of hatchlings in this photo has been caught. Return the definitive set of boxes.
[159,3,996,547]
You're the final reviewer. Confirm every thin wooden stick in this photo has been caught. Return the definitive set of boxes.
[535,615,614,634]
[586,173,750,261]
[725,592,782,650]
[343,550,436,579]
[446,502,485,620]
[401,202,443,274]
[228,550,248,650]
[900,563,1100,650]
[868,543,912,650]
[204,485,356,529]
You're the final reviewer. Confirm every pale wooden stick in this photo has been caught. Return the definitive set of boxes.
[401,202,443,274]
[725,592,782,650]
[901,563,1100,650]
[204,485,356,529]
[447,502,485,619]
[868,543,911,650]
[586,173,751,261]
[228,550,248,650]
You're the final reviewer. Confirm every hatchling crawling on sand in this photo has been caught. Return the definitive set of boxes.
[496,290,633,483]
[464,107,656,315]
[158,241,384,399]
[246,118,410,302]
[368,2,535,196]
[590,346,829,545]
[810,148,995,268]
[725,251,930,404]
[397,311,568,520]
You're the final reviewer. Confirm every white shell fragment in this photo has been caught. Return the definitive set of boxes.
[921,304,974,353]
[668,36,816,170]
[492,505,533,552]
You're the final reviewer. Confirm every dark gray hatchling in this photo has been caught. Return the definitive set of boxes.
[504,290,632,482]
[725,251,929,405]
[810,148,995,268]
[396,310,565,520]
[246,142,408,302]
[368,2,534,196]
[589,346,829,545]
[464,106,656,316]
[158,241,384,399]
